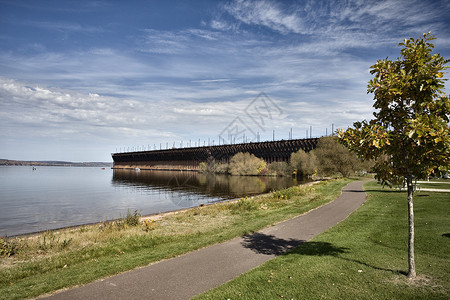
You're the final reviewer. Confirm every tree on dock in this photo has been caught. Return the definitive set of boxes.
[338,33,450,278]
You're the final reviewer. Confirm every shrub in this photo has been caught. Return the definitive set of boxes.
[198,162,208,173]
[39,231,59,251]
[199,156,218,173]
[229,152,266,176]
[267,161,290,176]
[124,209,141,227]
[0,237,19,257]
[228,197,259,213]
[290,149,317,178]
[142,219,157,232]
[314,136,366,177]
[60,238,73,249]
[199,156,230,174]
[271,186,300,200]
[215,163,230,174]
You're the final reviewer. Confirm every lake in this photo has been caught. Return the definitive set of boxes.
[0,166,306,236]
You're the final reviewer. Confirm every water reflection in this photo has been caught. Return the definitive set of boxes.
[0,166,311,236]
[112,169,306,208]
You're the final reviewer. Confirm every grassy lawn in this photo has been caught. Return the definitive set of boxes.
[0,179,351,300]
[196,181,450,300]
[418,181,450,190]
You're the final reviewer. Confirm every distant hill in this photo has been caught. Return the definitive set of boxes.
[0,159,112,167]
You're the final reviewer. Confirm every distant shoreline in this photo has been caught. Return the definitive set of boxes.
[0,159,112,168]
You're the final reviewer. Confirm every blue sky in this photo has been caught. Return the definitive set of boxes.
[1,0,449,162]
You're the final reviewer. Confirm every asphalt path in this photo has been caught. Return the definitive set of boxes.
[43,180,367,300]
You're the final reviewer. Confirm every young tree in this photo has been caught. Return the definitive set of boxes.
[338,33,450,279]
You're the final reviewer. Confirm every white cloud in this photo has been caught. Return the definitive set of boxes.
[0,78,254,141]
[2,76,366,144]
[0,78,151,131]
[1,0,448,161]
[210,19,236,32]
[191,79,233,83]
[173,107,220,116]
[139,29,189,54]
[25,21,104,34]
[218,0,449,44]
[222,0,305,34]
[139,28,223,54]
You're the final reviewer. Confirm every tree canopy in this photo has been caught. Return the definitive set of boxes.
[339,33,449,185]
[338,33,449,278]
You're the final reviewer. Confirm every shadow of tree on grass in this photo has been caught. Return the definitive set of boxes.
[288,240,349,256]
[241,232,406,275]
[291,240,406,275]
[363,189,404,194]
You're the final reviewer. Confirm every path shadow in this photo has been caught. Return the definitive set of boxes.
[343,189,366,193]
[241,233,305,256]
[241,233,349,257]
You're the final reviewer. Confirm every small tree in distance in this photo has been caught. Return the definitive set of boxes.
[338,33,450,278]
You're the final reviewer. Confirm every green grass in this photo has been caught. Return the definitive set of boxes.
[196,181,450,300]
[0,179,351,300]
[418,181,450,190]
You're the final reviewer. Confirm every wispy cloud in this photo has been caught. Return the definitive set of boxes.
[1,0,111,13]
[222,0,305,34]
[138,28,223,54]
[218,0,450,43]
[191,79,233,83]
[138,29,189,54]
[25,21,104,34]
[0,0,448,161]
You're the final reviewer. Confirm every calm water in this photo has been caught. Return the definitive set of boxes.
[0,166,305,236]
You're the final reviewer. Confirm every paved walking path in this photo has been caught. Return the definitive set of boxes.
[43,181,367,300]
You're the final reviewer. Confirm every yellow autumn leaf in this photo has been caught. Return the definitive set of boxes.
[436,72,443,78]
[372,140,379,148]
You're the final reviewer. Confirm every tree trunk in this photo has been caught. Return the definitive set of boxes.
[406,175,416,278]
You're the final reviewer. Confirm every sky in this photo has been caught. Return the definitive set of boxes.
[1,0,449,162]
